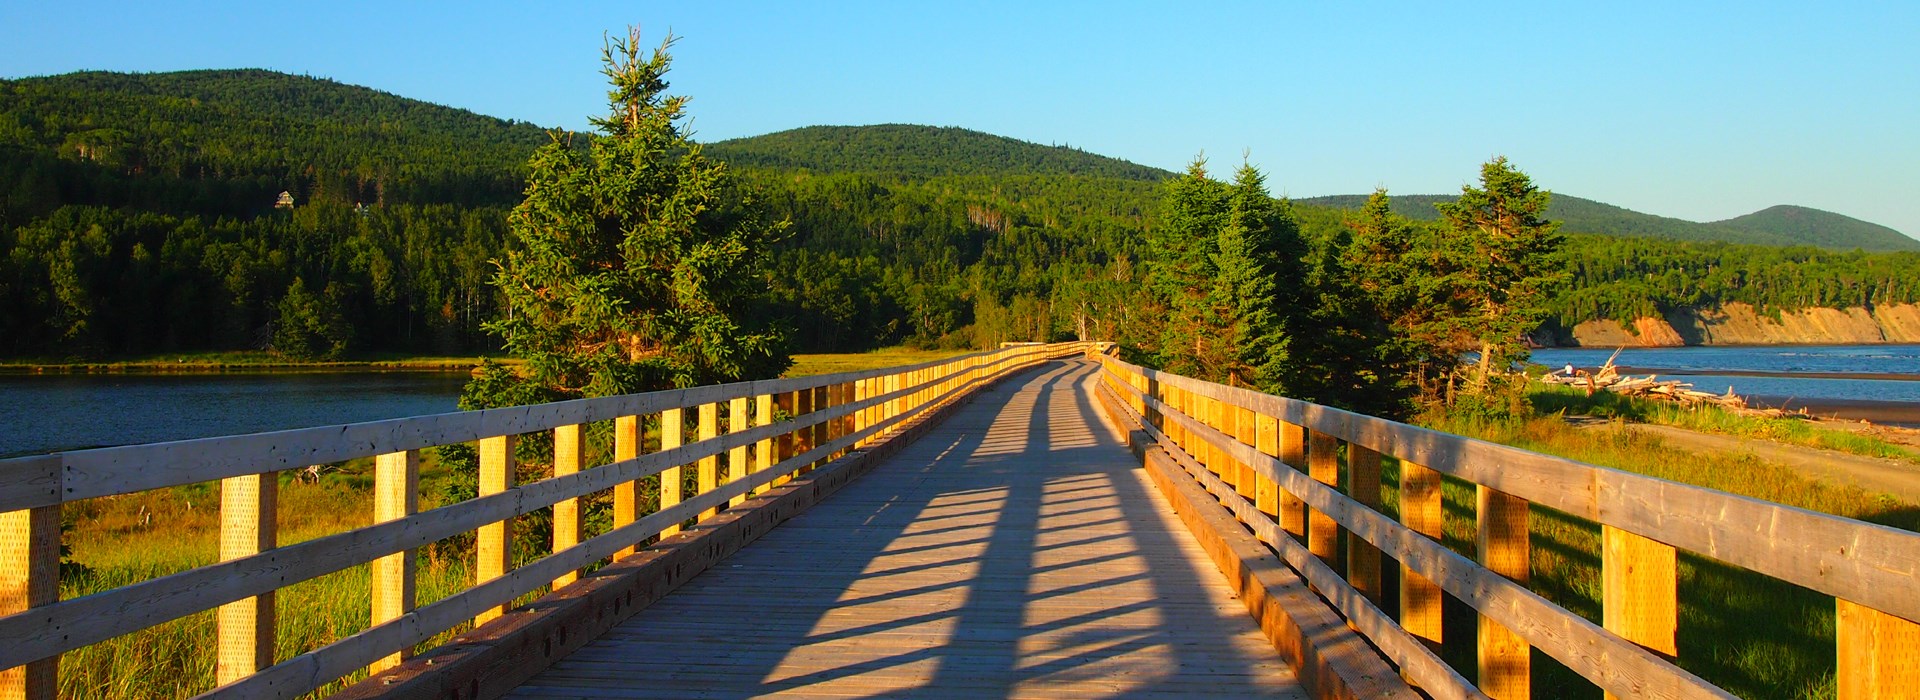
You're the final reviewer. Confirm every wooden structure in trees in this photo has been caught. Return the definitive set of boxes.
[0,342,1913,699]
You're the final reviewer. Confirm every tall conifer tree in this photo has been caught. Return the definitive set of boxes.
[1148,158,1230,377]
[1210,162,1301,391]
[1436,157,1565,396]
[486,30,791,399]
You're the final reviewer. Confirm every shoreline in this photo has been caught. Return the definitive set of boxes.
[1749,395,1920,427]
[1617,366,1920,382]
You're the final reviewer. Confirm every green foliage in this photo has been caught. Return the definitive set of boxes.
[1436,157,1567,397]
[485,31,792,398]
[1546,235,1920,335]
[706,124,1172,182]
[270,276,351,359]
[1209,163,1300,392]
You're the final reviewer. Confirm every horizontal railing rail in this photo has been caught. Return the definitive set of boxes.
[0,341,1092,700]
[1095,355,1919,700]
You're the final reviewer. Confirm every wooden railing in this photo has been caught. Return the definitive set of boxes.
[1095,355,1920,700]
[0,341,1090,699]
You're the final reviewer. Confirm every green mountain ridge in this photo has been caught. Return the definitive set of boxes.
[704,124,1174,182]
[1295,194,1918,252]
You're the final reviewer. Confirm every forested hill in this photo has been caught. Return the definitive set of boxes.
[1297,194,1920,252]
[0,69,551,217]
[704,125,1173,181]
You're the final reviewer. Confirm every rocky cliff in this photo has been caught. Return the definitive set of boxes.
[1559,303,1920,347]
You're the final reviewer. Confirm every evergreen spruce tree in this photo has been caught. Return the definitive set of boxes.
[1209,162,1300,391]
[484,30,792,401]
[1147,158,1230,378]
[1435,157,1566,398]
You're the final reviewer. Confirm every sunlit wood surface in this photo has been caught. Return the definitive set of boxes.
[509,360,1304,699]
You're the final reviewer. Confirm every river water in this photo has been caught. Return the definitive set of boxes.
[0,371,469,458]
[1530,344,1920,405]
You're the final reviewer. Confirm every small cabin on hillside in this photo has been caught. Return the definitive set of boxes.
[274,191,295,209]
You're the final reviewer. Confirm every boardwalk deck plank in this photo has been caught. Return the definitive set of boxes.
[506,361,1305,699]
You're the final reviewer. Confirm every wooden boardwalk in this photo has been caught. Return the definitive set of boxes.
[508,360,1305,699]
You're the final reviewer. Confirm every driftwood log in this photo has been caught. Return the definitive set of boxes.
[1539,349,1812,419]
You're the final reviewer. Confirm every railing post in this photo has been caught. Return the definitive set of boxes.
[810,385,829,468]
[1254,414,1281,522]
[853,379,869,446]
[1400,461,1444,653]
[217,471,277,683]
[754,394,776,494]
[1233,405,1257,502]
[729,397,750,507]
[613,415,641,557]
[1602,525,1676,700]
[551,426,582,588]
[476,435,515,625]
[1477,485,1532,700]
[1217,397,1237,489]
[0,504,58,700]
[1838,600,1920,699]
[774,392,796,487]
[698,402,720,521]
[1307,430,1340,565]
[659,408,684,537]
[371,449,419,672]
[794,388,816,473]
[1346,443,1383,604]
[1278,420,1307,539]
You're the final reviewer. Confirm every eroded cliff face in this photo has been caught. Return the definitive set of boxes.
[1560,303,1920,346]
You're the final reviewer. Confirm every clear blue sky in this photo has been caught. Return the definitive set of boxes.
[4,1,1916,238]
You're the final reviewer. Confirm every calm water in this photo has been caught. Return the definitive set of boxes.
[1531,344,1920,404]
[0,372,468,458]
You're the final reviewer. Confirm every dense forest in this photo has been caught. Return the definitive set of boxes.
[4,69,1920,364]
